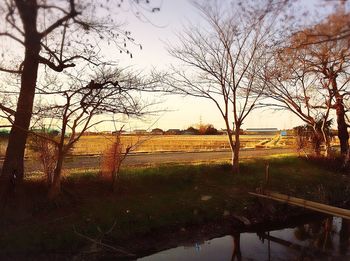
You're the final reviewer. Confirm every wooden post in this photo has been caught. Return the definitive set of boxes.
[265,161,270,188]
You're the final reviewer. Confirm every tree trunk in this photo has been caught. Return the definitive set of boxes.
[223,119,238,174]
[49,174,61,200]
[48,153,64,199]
[321,126,331,158]
[1,1,40,191]
[48,109,68,199]
[314,132,322,157]
[110,164,121,192]
[232,126,241,174]
[335,99,349,158]
[332,79,349,163]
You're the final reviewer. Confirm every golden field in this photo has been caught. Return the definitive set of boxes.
[71,134,294,155]
[6,132,343,157]
[0,134,297,157]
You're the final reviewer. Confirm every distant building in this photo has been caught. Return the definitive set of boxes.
[245,128,279,134]
[151,128,164,135]
[111,130,127,135]
[220,129,244,135]
[100,131,112,135]
[165,129,182,135]
[183,127,199,135]
[133,129,148,135]
[217,129,226,135]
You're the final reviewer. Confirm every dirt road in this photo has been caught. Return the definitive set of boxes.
[20,148,294,172]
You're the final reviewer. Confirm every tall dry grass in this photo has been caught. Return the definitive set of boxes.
[100,132,132,191]
[28,134,58,186]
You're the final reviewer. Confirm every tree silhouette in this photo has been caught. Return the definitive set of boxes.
[0,0,160,191]
[31,67,155,198]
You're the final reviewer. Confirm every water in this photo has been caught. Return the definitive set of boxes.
[139,217,350,260]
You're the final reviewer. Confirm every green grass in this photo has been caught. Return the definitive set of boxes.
[0,155,349,256]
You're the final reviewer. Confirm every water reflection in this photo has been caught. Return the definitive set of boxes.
[340,218,350,255]
[139,217,350,261]
[231,232,241,261]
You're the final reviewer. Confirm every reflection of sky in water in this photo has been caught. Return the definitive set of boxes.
[139,217,350,261]
[139,236,233,261]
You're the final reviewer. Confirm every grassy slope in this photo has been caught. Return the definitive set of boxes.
[0,156,348,256]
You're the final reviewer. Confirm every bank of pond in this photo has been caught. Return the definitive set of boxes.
[0,156,349,260]
[139,216,349,261]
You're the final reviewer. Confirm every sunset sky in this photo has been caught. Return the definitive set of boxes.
[106,0,326,131]
[1,0,345,132]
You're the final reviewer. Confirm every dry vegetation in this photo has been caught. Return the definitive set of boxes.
[68,134,292,155]
[0,134,337,158]
[0,138,7,156]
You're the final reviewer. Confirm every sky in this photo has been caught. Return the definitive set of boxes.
[0,0,345,132]
[104,0,308,131]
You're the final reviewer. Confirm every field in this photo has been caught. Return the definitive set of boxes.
[70,134,295,156]
[0,134,296,157]
[0,133,341,158]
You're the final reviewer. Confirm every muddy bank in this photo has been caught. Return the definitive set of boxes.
[1,157,349,260]
[76,202,327,260]
[0,201,341,261]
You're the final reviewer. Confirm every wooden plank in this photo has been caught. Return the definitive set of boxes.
[249,191,350,220]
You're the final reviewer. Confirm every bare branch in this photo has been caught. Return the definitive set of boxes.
[39,1,80,38]
[38,55,75,72]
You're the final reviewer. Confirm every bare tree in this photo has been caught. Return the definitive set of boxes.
[32,68,154,198]
[293,119,333,157]
[0,0,160,190]
[262,49,334,156]
[290,0,350,46]
[28,127,59,186]
[164,1,280,173]
[287,12,350,163]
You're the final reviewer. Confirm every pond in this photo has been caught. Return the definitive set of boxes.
[138,217,350,260]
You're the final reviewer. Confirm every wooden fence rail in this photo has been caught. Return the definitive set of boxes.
[249,190,350,220]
